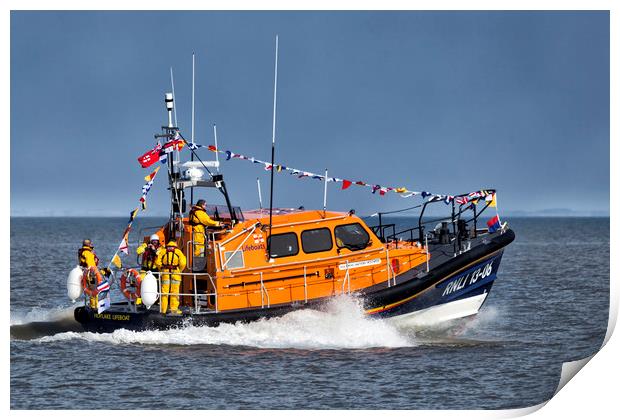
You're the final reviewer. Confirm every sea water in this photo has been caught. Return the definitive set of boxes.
[10,217,609,409]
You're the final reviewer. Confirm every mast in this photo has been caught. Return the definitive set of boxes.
[257,178,263,211]
[323,168,328,217]
[165,93,174,129]
[190,53,195,206]
[191,52,195,145]
[161,93,182,239]
[267,35,279,260]
[213,124,220,174]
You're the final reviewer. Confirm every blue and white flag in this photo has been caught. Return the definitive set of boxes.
[97,288,111,314]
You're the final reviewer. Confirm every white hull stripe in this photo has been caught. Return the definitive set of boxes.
[387,292,488,328]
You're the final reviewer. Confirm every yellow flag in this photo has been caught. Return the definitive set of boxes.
[489,194,497,208]
[144,166,161,182]
[112,254,122,269]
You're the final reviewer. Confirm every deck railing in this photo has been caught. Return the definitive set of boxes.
[109,269,218,314]
[111,250,401,314]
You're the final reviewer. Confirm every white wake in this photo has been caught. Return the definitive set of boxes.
[37,296,416,349]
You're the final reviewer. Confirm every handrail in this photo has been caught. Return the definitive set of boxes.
[303,266,308,303]
[425,233,430,272]
[221,224,257,269]
[259,272,270,308]
[219,221,260,246]
[369,223,396,243]
[270,214,349,229]
[113,269,219,314]
[385,248,396,287]
[227,246,385,275]
[341,261,351,293]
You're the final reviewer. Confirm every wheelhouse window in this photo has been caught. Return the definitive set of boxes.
[301,228,333,254]
[268,232,299,258]
[335,223,371,251]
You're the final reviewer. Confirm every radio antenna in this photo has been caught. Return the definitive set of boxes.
[191,52,195,143]
[169,67,178,127]
[323,168,328,217]
[213,124,220,174]
[257,178,263,211]
[267,35,279,260]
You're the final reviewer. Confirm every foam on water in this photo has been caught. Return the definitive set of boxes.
[10,305,77,325]
[37,296,415,349]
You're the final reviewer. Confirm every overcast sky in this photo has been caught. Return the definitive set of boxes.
[10,11,609,217]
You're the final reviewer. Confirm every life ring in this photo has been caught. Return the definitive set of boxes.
[82,267,103,297]
[120,268,142,301]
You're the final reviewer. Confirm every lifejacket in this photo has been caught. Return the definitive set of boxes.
[161,247,182,270]
[78,246,99,268]
[188,205,202,227]
[141,245,160,271]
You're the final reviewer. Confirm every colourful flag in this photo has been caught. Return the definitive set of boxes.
[395,187,407,193]
[97,280,111,293]
[208,145,218,152]
[162,139,185,154]
[119,233,129,255]
[488,194,497,208]
[342,180,352,190]
[111,254,122,269]
[144,166,161,182]
[122,225,131,239]
[487,215,501,233]
[128,208,139,224]
[138,147,161,168]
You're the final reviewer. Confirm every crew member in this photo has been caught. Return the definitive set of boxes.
[188,199,221,256]
[135,233,164,304]
[78,239,99,269]
[137,234,164,273]
[156,241,186,315]
[78,239,110,309]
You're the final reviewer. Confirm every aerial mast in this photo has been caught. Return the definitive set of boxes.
[267,35,279,261]
[170,68,178,127]
[190,53,196,206]
[165,93,174,129]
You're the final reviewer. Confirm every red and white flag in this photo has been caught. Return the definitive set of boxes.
[137,143,163,168]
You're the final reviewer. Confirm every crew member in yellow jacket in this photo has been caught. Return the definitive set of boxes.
[156,241,186,315]
[135,233,164,305]
[78,239,110,309]
[188,199,221,256]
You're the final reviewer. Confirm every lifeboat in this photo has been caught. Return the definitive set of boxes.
[72,64,515,334]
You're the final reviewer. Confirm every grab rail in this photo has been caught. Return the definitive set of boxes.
[111,269,219,314]
[341,261,351,293]
[259,272,270,308]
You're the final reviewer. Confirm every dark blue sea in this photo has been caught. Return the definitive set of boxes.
[10,217,609,409]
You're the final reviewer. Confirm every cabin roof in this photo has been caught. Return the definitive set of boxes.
[242,208,349,224]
